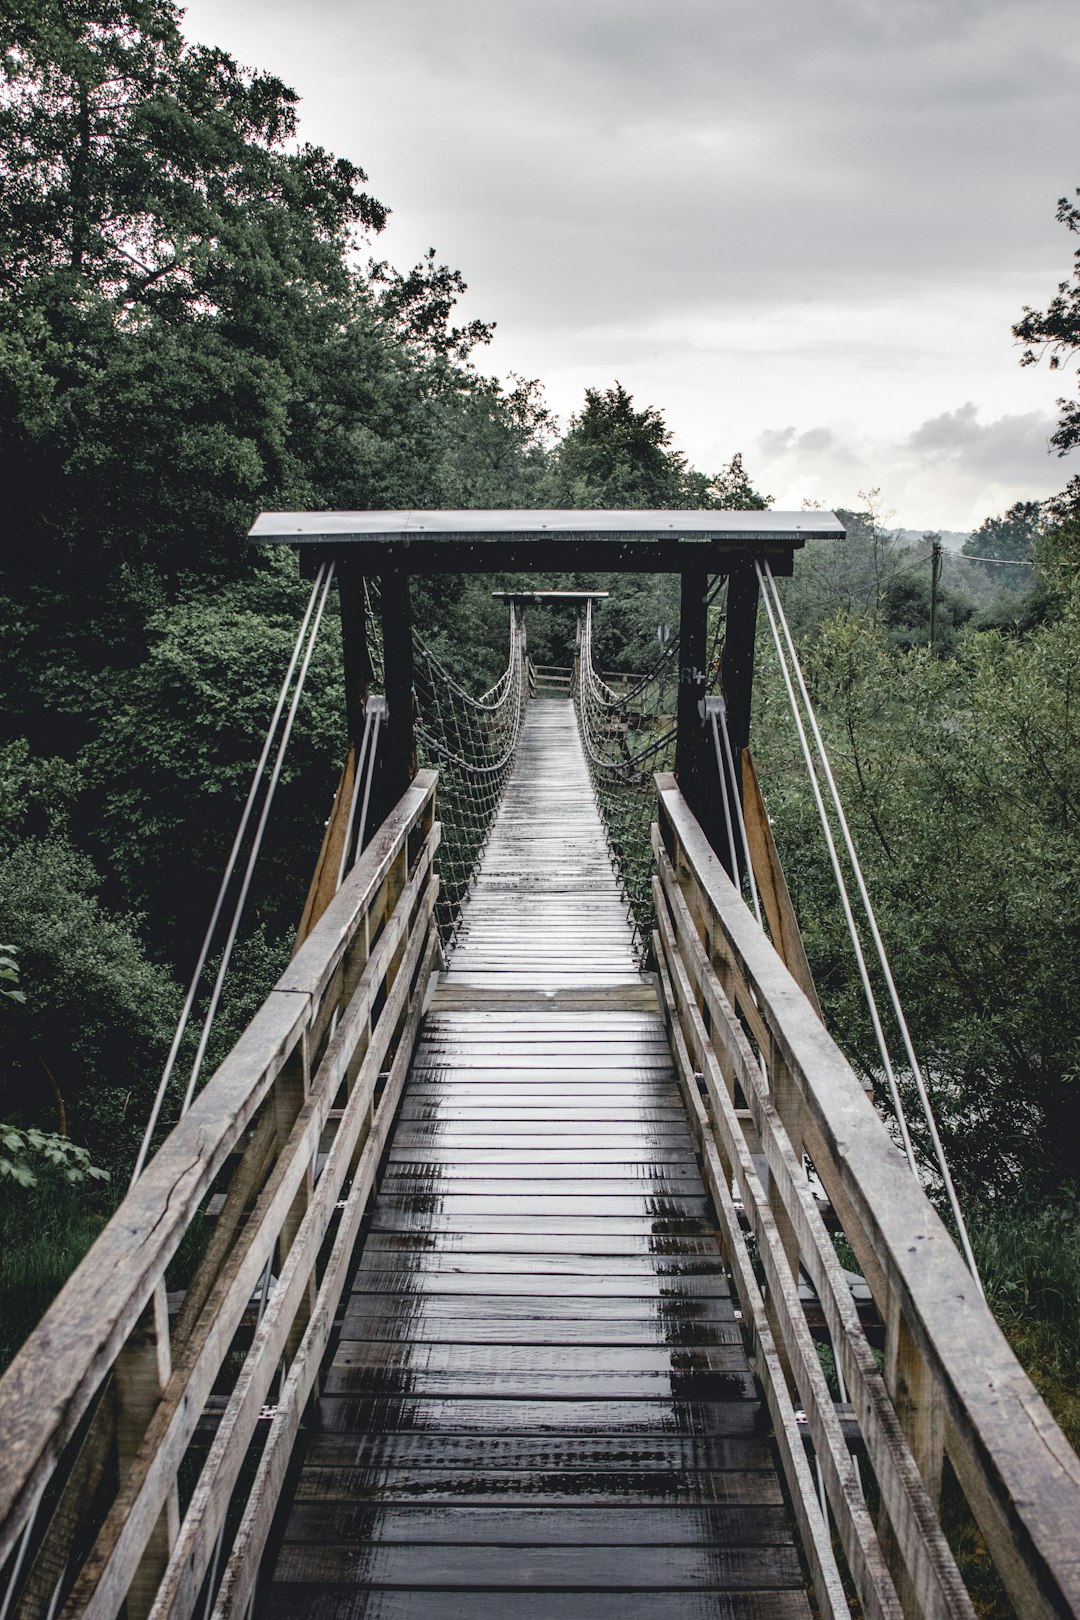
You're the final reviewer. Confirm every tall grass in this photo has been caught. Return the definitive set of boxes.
[0,1175,112,1370]
[971,1197,1080,1453]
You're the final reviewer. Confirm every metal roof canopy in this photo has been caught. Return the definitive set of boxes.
[249,508,844,574]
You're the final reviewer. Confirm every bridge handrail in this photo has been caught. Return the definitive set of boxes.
[0,771,440,1620]
[653,774,1080,1620]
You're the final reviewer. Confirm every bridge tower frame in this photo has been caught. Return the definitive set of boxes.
[250,507,843,877]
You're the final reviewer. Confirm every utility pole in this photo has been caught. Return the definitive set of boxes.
[929,538,942,657]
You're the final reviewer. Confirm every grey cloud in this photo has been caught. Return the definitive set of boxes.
[193,0,1080,332]
[907,403,1060,480]
[758,427,799,456]
[757,425,849,459]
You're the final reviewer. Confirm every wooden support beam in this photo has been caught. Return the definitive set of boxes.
[741,749,822,1017]
[293,747,356,954]
[337,560,371,749]
[113,1285,177,1620]
[675,564,717,852]
[721,563,760,766]
[379,566,415,818]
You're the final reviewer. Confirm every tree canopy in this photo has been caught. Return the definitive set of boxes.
[1014,190,1080,458]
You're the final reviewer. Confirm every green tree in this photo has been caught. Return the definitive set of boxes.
[545,382,768,512]
[0,741,181,1168]
[962,501,1041,593]
[78,557,343,962]
[1014,190,1080,457]
[0,0,387,578]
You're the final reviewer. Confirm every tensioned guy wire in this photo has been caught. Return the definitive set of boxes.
[755,564,919,1177]
[129,565,331,1188]
[180,563,336,1118]
[758,560,982,1291]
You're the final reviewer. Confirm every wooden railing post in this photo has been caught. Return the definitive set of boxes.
[113,1285,177,1620]
[273,1031,314,1369]
[884,1302,945,1507]
[768,1054,805,1281]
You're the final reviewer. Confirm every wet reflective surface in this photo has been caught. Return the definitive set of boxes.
[264,705,809,1620]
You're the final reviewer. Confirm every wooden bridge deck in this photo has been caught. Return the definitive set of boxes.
[263,701,810,1619]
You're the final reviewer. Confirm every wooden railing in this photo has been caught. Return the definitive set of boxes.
[652,773,1080,1620]
[531,663,649,692]
[0,772,440,1620]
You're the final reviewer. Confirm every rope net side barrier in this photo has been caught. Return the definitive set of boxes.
[574,600,679,954]
[412,611,528,944]
[361,584,528,944]
[573,594,723,956]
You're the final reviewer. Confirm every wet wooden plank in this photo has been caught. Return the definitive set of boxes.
[330,1344,745,1375]
[359,1232,719,1255]
[320,1366,757,1401]
[368,1214,716,1236]
[289,1467,785,1508]
[341,1294,738,1327]
[385,1148,702,1167]
[378,1181,708,1200]
[346,1272,729,1300]
[266,1590,811,1620]
[354,1249,726,1274]
[301,1433,777,1473]
[271,1542,804,1589]
[336,1314,744,1347]
[316,1397,764,1435]
[369,1178,706,1197]
[280,1504,795,1544]
[371,1194,709,1218]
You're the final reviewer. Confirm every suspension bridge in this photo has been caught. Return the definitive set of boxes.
[1,510,1079,1620]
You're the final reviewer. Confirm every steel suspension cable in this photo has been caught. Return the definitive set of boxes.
[129,565,332,1187]
[755,567,919,1175]
[757,560,982,1289]
[178,563,337,1119]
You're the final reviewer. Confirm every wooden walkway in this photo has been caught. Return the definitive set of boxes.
[263,701,810,1619]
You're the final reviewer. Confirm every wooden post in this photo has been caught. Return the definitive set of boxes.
[113,1284,178,1620]
[378,564,415,822]
[741,750,822,1015]
[338,559,371,749]
[274,1035,314,1371]
[720,563,760,780]
[675,565,717,850]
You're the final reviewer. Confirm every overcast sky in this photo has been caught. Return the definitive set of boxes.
[182,0,1080,530]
